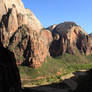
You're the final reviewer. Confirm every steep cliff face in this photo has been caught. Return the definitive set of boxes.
[0,0,43,47]
[0,0,52,68]
[8,25,52,68]
[0,0,42,33]
[49,22,92,56]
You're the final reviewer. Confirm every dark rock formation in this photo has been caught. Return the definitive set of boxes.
[74,69,92,92]
[0,0,42,47]
[49,22,92,57]
[0,42,21,92]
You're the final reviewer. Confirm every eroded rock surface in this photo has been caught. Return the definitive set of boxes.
[0,0,43,48]
[0,0,52,68]
[49,22,92,57]
[8,25,52,68]
[0,0,42,30]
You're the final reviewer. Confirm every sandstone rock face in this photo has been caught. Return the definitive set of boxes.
[29,29,53,68]
[8,25,52,68]
[0,0,42,46]
[49,22,92,57]
[0,0,7,21]
[86,35,92,55]
[0,42,21,92]
[0,0,42,31]
[0,0,50,68]
[8,6,18,34]
[0,0,24,22]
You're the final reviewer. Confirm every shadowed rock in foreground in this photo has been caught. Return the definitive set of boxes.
[22,69,92,92]
[74,69,92,92]
[0,42,21,92]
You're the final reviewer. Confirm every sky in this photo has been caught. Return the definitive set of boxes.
[22,0,92,34]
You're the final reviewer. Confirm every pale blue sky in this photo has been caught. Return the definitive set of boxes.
[22,0,92,34]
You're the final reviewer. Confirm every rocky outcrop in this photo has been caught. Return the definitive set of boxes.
[29,29,53,68]
[0,0,42,31]
[0,0,43,46]
[0,0,52,68]
[0,42,21,92]
[49,22,92,57]
[8,25,52,68]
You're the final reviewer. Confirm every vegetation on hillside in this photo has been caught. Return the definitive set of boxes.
[18,53,92,86]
